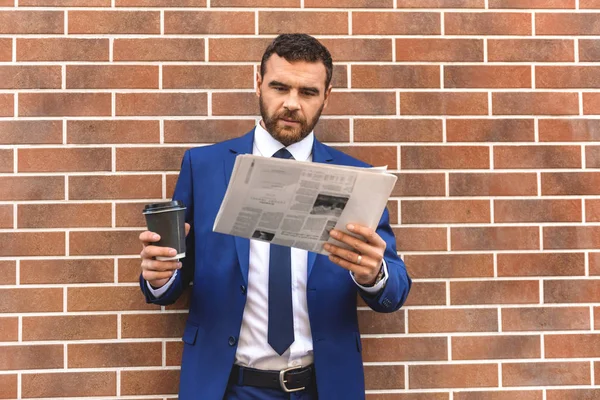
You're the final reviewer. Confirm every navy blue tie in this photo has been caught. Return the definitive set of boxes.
[268,148,294,355]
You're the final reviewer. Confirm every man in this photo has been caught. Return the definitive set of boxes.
[139,34,412,400]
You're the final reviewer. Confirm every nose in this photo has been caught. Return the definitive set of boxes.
[283,91,300,111]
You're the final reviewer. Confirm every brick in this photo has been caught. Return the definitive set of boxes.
[493,93,579,116]
[0,150,12,173]
[0,375,17,399]
[545,226,600,250]
[536,13,600,35]
[597,308,600,328]
[0,121,62,144]
[387,200,398,224]
[116,202,146,227]
[166,174,178,197]
[114,38,204,61]
[451,172,537,196]
[0,66,60,89]
[0,94,13,117]
[582,0,600,6]
[452,227,539,251]
[362,337,447,362]
[69,11,159,34]
[164,119,255,143]
[305,0,391,6]
[447,119,534,142]
[584,93,600,114]
[69,342,161,368]
[19,93,111,117]
[587,146,600,168]
[163,65,253,89]
[452,281,539,305]
[495,145,581,169]
[116,147,187,172]
[397,0,483,6]
[446,12,531,35]
[496,199,581,223]
[393,227,446,251]
[354,119,442,143]
[121,370,179,395]
[0,39,11,61]
[70,175,161,200]
[22,372,116,398]
[410,364,498,389]
[453,335,540,360]
[20,0,110,5]
[209,38,271,62]
[539,119,600,142]
[166,341,182,366]
[67,65,158,89]
[21,259,113,285]
[0,11,63,34]
[0,288,62,313]
[260,11,347,34]
[396,38,482,62]
[18,203,111,228]
[23,315,117,341]
[587,200,600,222]
[0,261,15,285]
[402,200,490,224]
[545,279,600,303]
[358,309,404,334]
[547,390,600,400]
[490,0,574,7]
[591,252,600,275]
[545,334,600,358]
[18,148,112,172]
[331,146,397,167]
[213,0,296,5]
[543,172,600,195]
[455,392,542,400]
[502,307,590,331]
[364,365,404,391]
[0,345,63,370]
[321,38,393,62]
[352,65,439,89]
[503,362,590,386]
[68,286,153,311]
[366,395,449,400]
[1,232,65,257]
[488,39,574,62]
[0,318,17,341]
[117,93,207,116]
[537,66,600,89]
[401,93,488,116]
[326,92,397,115]
[409,309,498,333]
[404,281,446,306]
[580,39,600,61]
[402,146,489,169]
[0,176,64,201]
[392,173,446,197]
[118,258,141,283]
[17,38,109,62]
[68,120,160,144]
[116,0,205,4]
[353,12,440,35]
[314,119,350,142]
[165,11,253,34]
[498,252,584,276]
[447,66,532,89]
[70,231,143,256]
[404,254,493,279]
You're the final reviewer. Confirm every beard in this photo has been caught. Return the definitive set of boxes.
[259,95,324,147]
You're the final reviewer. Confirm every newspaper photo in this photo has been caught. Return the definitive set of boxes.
[213,155,397,255]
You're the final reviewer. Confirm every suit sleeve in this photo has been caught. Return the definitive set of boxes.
[358,207,412,313]
[140,149,196,306]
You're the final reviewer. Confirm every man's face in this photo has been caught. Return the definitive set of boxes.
[257,54,332,147]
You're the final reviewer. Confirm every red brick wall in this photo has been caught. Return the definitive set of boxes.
[1,0,599,398]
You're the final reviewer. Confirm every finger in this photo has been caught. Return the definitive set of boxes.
[139,231,161,247]
[185,223,191,237]
[324,243,379,270]
[142,259,181,272]
[328,229,381,260]
[141,245,178,260]
[327,253,371,276]
[142,269,176,282]
[347,224,386,248]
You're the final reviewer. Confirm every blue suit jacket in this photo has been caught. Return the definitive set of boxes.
[140,129,412,400]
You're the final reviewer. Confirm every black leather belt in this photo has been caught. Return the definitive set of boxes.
[229,364,315,393]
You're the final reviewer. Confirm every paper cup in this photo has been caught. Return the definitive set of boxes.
[143,201,187,261]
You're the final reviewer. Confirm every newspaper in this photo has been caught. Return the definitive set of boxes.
[213,155,397,255]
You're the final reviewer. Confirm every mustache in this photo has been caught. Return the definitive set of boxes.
[277,110,305,123]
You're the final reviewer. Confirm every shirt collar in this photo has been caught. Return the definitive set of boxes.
[254,121,314,162]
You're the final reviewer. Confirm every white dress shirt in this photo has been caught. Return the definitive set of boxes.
[148,123,388,370]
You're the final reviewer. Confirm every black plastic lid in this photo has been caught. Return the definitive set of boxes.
[143,200,185,213]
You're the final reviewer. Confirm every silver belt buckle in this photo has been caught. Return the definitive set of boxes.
[279,365,305,393]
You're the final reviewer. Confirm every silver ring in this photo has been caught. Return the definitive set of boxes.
[356,255,362,265]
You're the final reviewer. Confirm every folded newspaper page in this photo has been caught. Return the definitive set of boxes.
[213,155,397,255]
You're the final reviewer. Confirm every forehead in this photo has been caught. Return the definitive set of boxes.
[263,54,327,89]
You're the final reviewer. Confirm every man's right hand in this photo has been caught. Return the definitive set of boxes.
[140,223,191,288]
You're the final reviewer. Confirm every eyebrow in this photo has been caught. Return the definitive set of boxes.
[268,80,320,95]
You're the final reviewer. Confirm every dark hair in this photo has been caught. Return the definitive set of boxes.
[260,34,333,89]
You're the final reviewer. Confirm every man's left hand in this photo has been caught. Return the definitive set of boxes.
[324,224,385,286]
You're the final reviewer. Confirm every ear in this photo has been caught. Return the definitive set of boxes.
[322,85,333,109]
[255,71,262,98]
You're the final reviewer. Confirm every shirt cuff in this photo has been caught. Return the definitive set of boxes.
[146,270,178,298]
[351,259,389,294]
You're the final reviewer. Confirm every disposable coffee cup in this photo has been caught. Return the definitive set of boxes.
[143,201,187,261]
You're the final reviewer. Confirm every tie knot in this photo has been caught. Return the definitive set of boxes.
[272,148,294,160]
